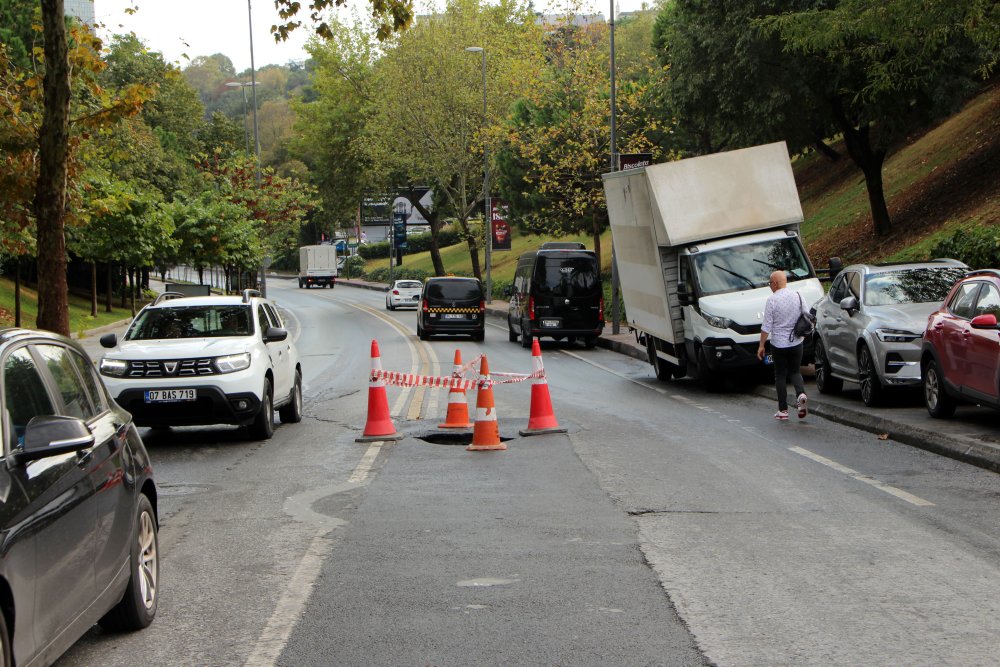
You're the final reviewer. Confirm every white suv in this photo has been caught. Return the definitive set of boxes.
[98,290,301,439]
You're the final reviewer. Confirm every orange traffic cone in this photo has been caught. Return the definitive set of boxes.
[439,349,473,429]
[519,338,567,437]
[357,339,402,442]
[467,355,506,451]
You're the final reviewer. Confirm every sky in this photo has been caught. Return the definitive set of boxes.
[94,0,652,72]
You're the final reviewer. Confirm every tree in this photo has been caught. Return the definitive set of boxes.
[273,0,413,42]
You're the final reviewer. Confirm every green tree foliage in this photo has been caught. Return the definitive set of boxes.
[0,0,38,69]
[273,0,413,42]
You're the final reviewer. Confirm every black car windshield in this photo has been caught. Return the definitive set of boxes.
[426,280,482,301]
[126,305,253,340]
[691,237,812,296]
[863,267,966,306]
[534,255,601,297]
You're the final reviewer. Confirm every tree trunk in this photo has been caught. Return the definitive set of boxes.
[591,210,602,268]
[813,138,841,162]
[106,262,113,313]
[129,267,137,317]
[120,264,127,308]
[14,257,22,327]
[90,262,97,317]
[33,0,72,335]
[831,97,891,236]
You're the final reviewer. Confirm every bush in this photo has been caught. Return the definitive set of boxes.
[341,255,366,279]
[357,229,464,260]
[364,267,431,284]
[932,227,1000,269]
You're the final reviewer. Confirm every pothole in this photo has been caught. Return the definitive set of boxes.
[417,432,515,446]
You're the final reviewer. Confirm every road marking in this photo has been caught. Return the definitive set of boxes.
[789,446,935,506]
[560,350,670,394]
[349,442,383,483]
[243,529,335,667]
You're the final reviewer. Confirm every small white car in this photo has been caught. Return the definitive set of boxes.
[385,279,423,310]
[98,290,301,439]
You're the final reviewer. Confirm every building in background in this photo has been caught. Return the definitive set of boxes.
[65,0,96,33]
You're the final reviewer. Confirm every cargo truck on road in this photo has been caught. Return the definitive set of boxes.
[602,142,832,389]
[298,245,338,289]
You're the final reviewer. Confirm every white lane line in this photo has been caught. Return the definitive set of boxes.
[789,446,935,507]
[560,349,669,394]
[349,442,383,484]
[243,529,335,667]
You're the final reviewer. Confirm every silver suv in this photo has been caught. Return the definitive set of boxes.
[98,290,301,439]
[813,260,967,406]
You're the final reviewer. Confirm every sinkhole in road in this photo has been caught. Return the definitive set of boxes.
[417,432,515,446]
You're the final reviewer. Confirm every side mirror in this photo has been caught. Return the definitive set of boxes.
[827,257,843,283]
[840,296,859,313]
[100,333,118,348]
[677,282,694,306]
[11,415,95,467]
[265,326,288,342]
[970,313,999,329]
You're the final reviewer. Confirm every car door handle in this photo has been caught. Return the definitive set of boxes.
[962,329,972,337]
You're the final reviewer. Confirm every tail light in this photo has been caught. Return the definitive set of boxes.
[598,296,605,322]
[392,289,400,295]
[479,300,486,314]
[528,296,535,320]
[422,299,429,312]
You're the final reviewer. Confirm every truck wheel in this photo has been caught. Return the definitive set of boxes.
[298,280,304,289]
[646,337,675,382]
[697,349,724,392]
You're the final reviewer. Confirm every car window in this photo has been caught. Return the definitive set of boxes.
[829,274,848,304]
[974,283,1000,319]
[263,303,284,328]
[68,349,109,414]
[127,305,252,339]
[398,281,422,289]
[3,347,56,444]
[534,255,601,297]
[949,282,982,319]
[257,304,274,335]
[426,280,482,301]
[863,267,967,306]
[847,272,861,299]
[35,344,97,420]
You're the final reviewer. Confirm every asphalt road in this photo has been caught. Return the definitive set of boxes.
[58,276,1000,666]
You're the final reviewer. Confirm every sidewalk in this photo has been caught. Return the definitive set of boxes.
[340,277,1000,473]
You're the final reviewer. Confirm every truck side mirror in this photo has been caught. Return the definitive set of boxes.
[677,282,694,306]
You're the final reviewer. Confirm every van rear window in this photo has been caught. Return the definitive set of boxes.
[535,256,601,297]
[426,280,482,301]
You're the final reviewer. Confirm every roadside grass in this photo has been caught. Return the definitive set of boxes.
[0,277,136,335]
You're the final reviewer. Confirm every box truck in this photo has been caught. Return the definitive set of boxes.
[298,245,338,288]
[602,142,828,388]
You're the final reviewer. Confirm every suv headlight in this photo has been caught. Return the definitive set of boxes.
[875,328,921,343]
[99,358,129,377]
[702,310,732,330]
[215,352,251,374]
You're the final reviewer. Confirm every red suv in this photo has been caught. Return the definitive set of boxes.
[921,269,1000,417]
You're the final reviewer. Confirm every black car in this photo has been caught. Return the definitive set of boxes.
[507,242,604,348]
[0,328,159,666]
[417,277,486,341]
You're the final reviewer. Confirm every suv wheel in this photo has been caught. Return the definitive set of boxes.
[857,344,883,407]
[814,338,843,394]
[923,358,956,418]
[520,326,533,349]
[508,317,518,342]
[279,370,303,424]
[249,379,274,440]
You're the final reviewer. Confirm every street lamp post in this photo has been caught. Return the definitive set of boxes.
[246,0,266,296]
[465,46,491,303]
[224,81,254,156]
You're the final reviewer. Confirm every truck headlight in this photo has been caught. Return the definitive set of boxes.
[215,353,251,374]
[99,358,129,377]
[702,311,732,330]
[875,328,921,343]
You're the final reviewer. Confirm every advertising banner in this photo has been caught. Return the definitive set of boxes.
[490,199,512,251]
[619,153,653,171]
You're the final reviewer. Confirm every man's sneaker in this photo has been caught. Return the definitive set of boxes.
[797,393,808,419]
[774,410,789,421]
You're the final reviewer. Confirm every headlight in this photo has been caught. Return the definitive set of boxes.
[875,328,921,343]
[99,358,129,377]
[214,352,252,374]
[702,311,732,330]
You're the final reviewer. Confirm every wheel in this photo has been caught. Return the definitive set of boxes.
[814,338,843,394]
[646,337,673,381]
[386,299,393,311]
[923,357,956,418]
[279,370,303,424]
[418,324,428,341]
[99,494,158,631]
[473,328,485,342]
[249,379,274,440]
[697,348,724,392]
[857,344,883,407]
[298,280,303,288]
[583,336,597,349]
[0,605,10,667]
[520,324,533,349]
[508,318,518,342]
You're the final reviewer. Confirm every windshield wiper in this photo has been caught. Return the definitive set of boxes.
[753,258,785,271]
[712,264,756,289]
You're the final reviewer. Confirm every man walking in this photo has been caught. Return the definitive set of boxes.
[757,270,808,420]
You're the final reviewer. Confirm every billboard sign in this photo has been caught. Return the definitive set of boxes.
[490,199,512,251]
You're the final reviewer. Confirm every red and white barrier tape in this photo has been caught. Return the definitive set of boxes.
[371,367,543,389]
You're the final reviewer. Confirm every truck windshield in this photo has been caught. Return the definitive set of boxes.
[691,237,812,296]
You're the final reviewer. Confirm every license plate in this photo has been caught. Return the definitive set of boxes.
[763,354,773,365]
[541,319,560,328]
[443,313,466,320]
[145,389,196,402]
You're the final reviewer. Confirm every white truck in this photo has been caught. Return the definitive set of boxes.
[298,244,338,289]
[602,142,830,388]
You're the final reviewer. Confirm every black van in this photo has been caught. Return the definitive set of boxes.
[506,242,604,348]
[418,277,486,341]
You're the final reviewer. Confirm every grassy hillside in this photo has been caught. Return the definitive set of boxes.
[0,277,138,334]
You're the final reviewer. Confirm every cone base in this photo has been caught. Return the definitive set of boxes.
[438,422,473,429]
[356,431,403,442]
[519,426,568,437]
[466,442,507,451]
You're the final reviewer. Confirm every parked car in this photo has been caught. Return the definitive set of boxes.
[417,277,485,341]
[813,260,967,406]
[99,289,302,439]
[386,279,423,310]
[922,269,1000,418]
[506,242,604,349]
[0,328,158,665]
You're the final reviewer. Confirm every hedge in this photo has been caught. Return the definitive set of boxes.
[932,227,1000,269]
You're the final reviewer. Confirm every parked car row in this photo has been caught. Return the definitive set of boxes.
[811,260,1000,418]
